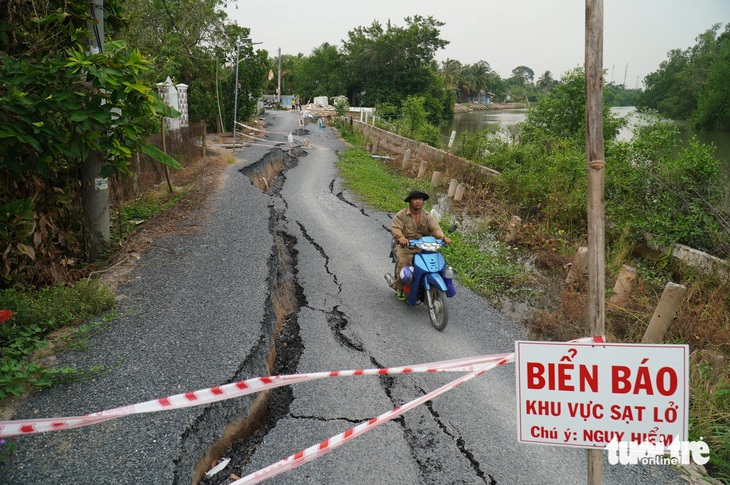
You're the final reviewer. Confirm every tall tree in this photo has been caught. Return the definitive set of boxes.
[463,61,493,102]
[536,70,556,91]
[341,15,450,120]
[290,43,347,102]
[693,29,730,130]
[117,0,269,129]
[638,23,730,127]
[0,0,180,285]
[510,65,535,85]
[440,58,465,101]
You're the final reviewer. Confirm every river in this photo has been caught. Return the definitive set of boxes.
[441,106,730,175]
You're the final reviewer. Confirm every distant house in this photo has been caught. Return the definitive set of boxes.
[476,91,495,104]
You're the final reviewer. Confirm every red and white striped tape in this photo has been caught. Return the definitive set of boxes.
[231,336,605,484]
[0,336,605,482]
[237,121,293,137]
[0,353,515,438]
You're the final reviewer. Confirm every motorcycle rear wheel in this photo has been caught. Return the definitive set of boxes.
[426,287,448,331]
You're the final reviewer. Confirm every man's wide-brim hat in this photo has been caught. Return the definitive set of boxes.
[404,190,429,202]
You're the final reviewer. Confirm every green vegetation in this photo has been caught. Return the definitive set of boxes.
[637,23,730,130]
[115,0,270,129]
[0,0,184,288]
[336,135,525,301]
[111,188,187,244]
[336,63,729,478]
[454,68,729,258]
[0,281,115,399]
[273,16,452,124]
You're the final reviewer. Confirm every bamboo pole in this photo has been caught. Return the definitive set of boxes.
[585,0,605,482]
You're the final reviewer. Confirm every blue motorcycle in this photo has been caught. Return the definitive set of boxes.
[385,234,456,331]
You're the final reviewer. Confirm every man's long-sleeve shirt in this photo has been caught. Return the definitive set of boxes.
[391,207,444,241]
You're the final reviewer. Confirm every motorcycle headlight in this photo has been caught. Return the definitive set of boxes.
[419,242,440,252]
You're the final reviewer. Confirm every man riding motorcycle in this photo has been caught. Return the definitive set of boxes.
[387,190,452,300]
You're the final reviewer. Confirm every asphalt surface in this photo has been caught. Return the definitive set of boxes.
[0,111,688,484]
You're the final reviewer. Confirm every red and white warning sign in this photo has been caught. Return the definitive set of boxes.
[515,341,689,450]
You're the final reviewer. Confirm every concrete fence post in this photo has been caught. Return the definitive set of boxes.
[506,215,522,244]
[565,247,589,285]
[372,139,379,153]
[417,161,428,179]
[448,179,458,197]
[609,265,637,307]
[402,149,411,170]
[641,282,688,343]
[454,183,465,201]
[448,130,457,149]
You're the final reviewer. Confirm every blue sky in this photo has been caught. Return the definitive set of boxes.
[227,0,729,88]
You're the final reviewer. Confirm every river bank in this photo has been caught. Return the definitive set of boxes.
[453,102,526,113]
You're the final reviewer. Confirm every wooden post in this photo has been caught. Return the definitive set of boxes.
[641,282,688,344]
[134,153,140,198]
[585,0,605,482]
[161,118,173,193]
[202,123,207,159]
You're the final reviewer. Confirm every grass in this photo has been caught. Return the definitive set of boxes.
[111,187,188,245]
[336,139,528,302]
[335,121,730,482]
[0,280,115,399]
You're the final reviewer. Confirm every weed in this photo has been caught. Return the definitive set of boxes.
[0,438,17,463]
[0,280,114,399]
[111,188,188,245]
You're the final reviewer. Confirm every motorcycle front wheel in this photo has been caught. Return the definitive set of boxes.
[426,287,448,331]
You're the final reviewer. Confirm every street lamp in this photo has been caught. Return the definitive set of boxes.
[232,38,262,153]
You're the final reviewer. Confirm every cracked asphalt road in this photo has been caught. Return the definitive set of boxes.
[1,111,686,485]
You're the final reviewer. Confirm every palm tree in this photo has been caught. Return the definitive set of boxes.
[441,59,465,102]
[537,70,556,91]
[464,60,492,103]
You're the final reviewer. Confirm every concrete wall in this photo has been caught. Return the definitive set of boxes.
[348,118,729,278]
[348,119,499,179]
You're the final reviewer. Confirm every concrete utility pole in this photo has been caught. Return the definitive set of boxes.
[277,47,282,106]
[83,0,110,261]
[232,38,259,154]
[585,0,606,483]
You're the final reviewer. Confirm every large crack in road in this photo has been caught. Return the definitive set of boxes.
[197,146,492,484]
[195,148,307,485]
